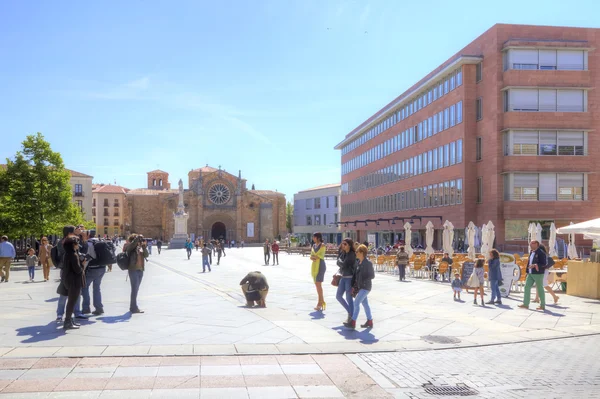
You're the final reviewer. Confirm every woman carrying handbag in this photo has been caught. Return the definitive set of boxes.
[335,238,356,324]
[344,244,375,330]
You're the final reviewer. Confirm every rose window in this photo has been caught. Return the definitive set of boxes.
[208,183,231,205]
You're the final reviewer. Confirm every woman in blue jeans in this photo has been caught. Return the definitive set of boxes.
[344,244,375,330]
[486,249,502,305]
[336,238,356,324]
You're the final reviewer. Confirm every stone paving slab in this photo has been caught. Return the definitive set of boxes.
[0,247,599,357]
[0,354,387,398]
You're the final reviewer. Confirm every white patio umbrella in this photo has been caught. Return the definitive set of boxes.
[567,222,578,259]
[425,221,435,256]
[467,221,476,260]
[527,223,536,252]
[536,223,543,243]
[556,218,600,235]
[404,222,414,258]
[480,223,490,260]
[548,223,558,257]
[442,220,454,257]
[486,221,495,256]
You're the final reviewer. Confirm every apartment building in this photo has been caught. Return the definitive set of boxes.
[92,184,129,237]
[293,184,341,245]
[334,23,598,250]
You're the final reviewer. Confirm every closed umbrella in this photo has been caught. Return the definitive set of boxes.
[567,222,578,259]
[536,223,543,243]
[425,221,434,256]
[480,223,490,260]
[404,222,413,258]
[548,223,558,257]
[467,221,476,260]
[528,223,536,252]
[486,221,495,257]
[442,220,454,257]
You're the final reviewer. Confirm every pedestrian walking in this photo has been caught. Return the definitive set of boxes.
[185,239,193,259]
[195,239,200,252]
[519,240,548,311]
[39,237,51,281]
[310,233,327,311]
[469,259,485,306]
[156,239,162,254]
[395,246,409,281]
[271,240,279,265]
[125,234,148,313]
[201,243,211,272]
[0,235,16,283]
[147,239,153,255]
[263,239,271,265]
[534,244,559,305]
[344,244,374,329]
[336,238,356,324]
[216,243,223,265]
[26,248,38,282]
[451,273,462,301]
[221,240,226,257]
[241,240,244,249]
[486,249,502,305]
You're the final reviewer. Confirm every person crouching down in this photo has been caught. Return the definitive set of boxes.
[240,271,269,308]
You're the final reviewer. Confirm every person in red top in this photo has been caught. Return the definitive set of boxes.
[271,241,280,265]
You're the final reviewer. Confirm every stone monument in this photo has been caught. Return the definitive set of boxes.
[168,179,189,249]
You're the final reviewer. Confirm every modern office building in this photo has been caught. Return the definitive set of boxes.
[334,23,598,251]
[293,184,341,245]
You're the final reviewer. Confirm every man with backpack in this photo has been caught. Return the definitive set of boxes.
[81,230,116,316]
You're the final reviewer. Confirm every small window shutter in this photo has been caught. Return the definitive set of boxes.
[514,174,539,187]
[539,50,557,67]
[539,174,557,199]
[558,174,584,187]
[557,50,584,70]
[557,90,584,112]
[558,132,584,146]
[513,131,539,144]
[539,131,557,144]
[511,49,538,65]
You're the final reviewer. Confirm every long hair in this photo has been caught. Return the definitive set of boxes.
[313,232,323,243]
[343,238,355,252]
[490,249,499,259]
[476,258,485,268]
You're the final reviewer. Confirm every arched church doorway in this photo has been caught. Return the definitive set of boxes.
[211,222,226,240]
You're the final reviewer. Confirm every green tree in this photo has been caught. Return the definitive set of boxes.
[286,201,294,232]
[0,133,80,237]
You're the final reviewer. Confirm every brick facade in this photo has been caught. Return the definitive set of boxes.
[335,24,600,250]
[124,167,286,243]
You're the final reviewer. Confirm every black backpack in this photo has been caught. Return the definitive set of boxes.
[116,252,129,270]
[93,240,117,265]
[50,245,61,268]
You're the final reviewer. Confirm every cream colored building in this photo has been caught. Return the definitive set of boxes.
[92,184,129,237]
[67,169,94,220]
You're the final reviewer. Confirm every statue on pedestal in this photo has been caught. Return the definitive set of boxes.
[169,179,190,249]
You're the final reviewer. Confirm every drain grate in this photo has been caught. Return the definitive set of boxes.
[421,335,461,344]
[423,383,478,396]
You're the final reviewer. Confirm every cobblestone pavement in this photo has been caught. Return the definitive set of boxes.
[355,334,600,398]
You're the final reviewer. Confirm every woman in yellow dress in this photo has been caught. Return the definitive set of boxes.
[310,232,327,311]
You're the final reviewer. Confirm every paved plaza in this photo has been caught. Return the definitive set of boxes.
[0,247,600,397]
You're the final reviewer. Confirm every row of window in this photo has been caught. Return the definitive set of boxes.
[92,218,121,227]
[504,88,587,112]
[93,199,120,207]
[305,213,339,226]
[92,209,120,217]
[341,139,463,195]
[342,179,463,217]
[341,68,463,155]
[300,195,339,210]
[504,173,586,201]
[503,49,588,71]
[342,101,463,175]
[504,131,586,156]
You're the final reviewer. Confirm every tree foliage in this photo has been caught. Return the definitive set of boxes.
[0,132,88,238]
[286,201,294,232]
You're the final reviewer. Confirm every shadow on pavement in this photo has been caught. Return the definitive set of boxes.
[309,311,325,320]
[332,326,379,344]
[96,313,132,324]
[16,321,65,343]
[45,297,59,303]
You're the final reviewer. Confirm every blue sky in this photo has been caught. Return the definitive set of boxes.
[1,0,597,200]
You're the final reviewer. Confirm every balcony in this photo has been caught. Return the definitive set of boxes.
[114,202,120,207]
[113,212,120,217]
[74,191,84,197]
[103,211,110,217]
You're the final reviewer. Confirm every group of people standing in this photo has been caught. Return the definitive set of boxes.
[309,233,375,330]
[186,238,228,272]
[263,239,280,265]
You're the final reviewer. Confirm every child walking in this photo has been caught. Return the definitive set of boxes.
[451,272,462,301]
[26,248,38,282]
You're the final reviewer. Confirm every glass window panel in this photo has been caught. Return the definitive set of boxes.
[457,179,463,204]
[457,101,463,123]
[450,105,456,126]
[444,144,450,167]
[457,139,463,163]
[450,180,456,205]
[438,147,444,167]
[450,142,456,165]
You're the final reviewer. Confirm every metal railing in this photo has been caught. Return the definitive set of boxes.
[74,191,84,197]
[504,193,586,201]
[510,63,588,71]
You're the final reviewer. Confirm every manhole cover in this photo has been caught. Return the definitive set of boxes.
[421,335,461,344]
[423,383,478,396]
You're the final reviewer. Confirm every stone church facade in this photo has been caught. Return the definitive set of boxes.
[124,166,286,243]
